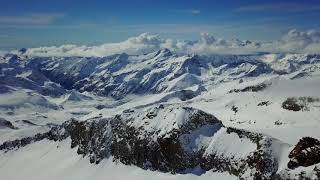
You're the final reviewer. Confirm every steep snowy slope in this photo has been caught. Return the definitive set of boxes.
[0,54,66,97]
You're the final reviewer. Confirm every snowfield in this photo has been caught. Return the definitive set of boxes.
[0,50,320,179]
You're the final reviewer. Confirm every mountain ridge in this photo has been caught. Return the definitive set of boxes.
[2,49,319,100]
[1,50,320,179]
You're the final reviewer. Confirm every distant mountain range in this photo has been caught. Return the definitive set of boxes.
[1,50,320,179]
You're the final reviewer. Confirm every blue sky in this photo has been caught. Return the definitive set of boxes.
[1,0,320,50]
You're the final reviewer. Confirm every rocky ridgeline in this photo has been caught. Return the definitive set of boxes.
[228,82,270,93]
[1,105,320,179]
[3,51,319,100]
[201,127,279,179]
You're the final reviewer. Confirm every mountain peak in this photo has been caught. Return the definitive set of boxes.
[154,48,173,58]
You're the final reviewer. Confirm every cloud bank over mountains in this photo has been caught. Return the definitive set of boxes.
[17,29,320,57]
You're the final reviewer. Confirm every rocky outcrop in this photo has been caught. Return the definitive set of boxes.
[0,118,17,129]
[228,82,269,93]
[111,107,222,173]
[1,105,319,179]
[288,137,320,169]
[257,101,271,106]
[0,125,66,151]
[65,119,112,164]
[282,97,320,111]
[282,98,305,111]
[201,127,278,179]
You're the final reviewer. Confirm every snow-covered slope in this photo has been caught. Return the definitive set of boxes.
[1,50,320,179]
[15,50,319,99]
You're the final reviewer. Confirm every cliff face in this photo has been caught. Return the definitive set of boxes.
[4,105,318,179]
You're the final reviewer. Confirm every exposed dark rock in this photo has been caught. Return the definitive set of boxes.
[246,149,277,179]
[282,98,304,111]
[20,120,39,126]
[0,106,303,179]
[313,166,320,179]
[274,120,283,126]
[0,118,17,129]
[110,118,192,173]
[229,83,269,93]
[0,125,67,151]
[95,105,106,110]
[201,154,241,176]
[0,106,223,173]
[288,137,320,169]
[19,48,27,54]
[111,108,222,173]
[64,119,112,164]
[282,97,319,111]
[226,127,263,147]
[6,112,14,116]
[258,101,271,106]
[231,105,238,114]
[201,127,277,179]
[177,90,198,101]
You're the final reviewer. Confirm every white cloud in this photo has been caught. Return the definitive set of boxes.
[20,29,320,57]
[175,9,201,15]
[24,33,167,57]
[0,50,6,56]
[0,13,65,25]
[236,3,320,13]
[275,29,320,53]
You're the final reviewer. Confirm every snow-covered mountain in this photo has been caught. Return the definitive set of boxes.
[1,50,320,180]
[4,49,320,98]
